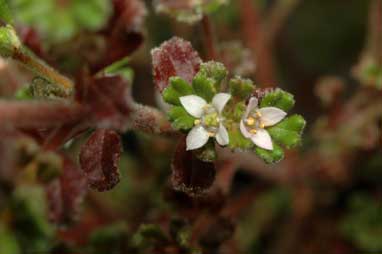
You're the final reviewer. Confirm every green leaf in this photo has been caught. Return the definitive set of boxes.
[0,0,13,24]
[260,89,295,112]
[202,0,228,13]
[255,144,284,164]
[229,77,254,100]
[228,125,254,150]
[192,73,216,102]
[162,77,193,105]
[0,224,21,254]
[168,106,195,130]
[198,61,228,90]
[267,115,306,149]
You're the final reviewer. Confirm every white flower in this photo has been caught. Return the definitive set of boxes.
[180,93,231,150]
[240,97,287,150]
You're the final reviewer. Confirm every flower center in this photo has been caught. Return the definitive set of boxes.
[194,104,221,137]
[244,110,265,134]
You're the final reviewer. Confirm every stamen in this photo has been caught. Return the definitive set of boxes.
[246,117,255,126]
[250,129,257,134]
[260,123,265,129]
[194,119,201,125]
[256,111,262,118]
[208,132,216,137]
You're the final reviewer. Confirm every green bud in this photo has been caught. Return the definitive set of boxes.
[0,25,20,57]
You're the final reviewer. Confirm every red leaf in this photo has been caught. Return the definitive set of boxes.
[79,129,122,192]
[171,137,215,196]
[45,156,87,225]
[76,74,132,131]
[151,37,202,92]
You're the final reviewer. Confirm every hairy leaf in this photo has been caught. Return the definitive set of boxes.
[162,76,193,105]
[267,115,306,149]
[171,137,216,196]
[192,73,216,102]
[260,89,295,112]
[45,156,87,225]
[255,143,284,164]
[79,129,122,192]
[168,106,195,130]
[152,37,201,92]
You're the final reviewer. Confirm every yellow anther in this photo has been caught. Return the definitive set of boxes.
[260,123,265,129]
[194,119,201,125]
[208,132,216,137]
[250,129,257,134]
[246,117,256,126]
[256,111,262,118]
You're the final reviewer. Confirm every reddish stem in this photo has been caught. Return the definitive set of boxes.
[201,15,218,60]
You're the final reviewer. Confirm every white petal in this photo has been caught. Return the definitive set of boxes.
[215,124,229,146]
[186,126,210,150]
[245,97,259,117]
[259,107,287,126]
[240,120,252,138]
[180,95,207,118]
[212,93,231,113]
[251,129,273,150]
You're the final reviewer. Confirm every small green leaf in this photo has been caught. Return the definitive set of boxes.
[229,77,254,100]
[192,73,216,102]
[162,77,193,105]
[168,106,195,130]
[0,0,13,24]
[255,144,284,164]
[260,89,295,112]
[198,61,228,89]
[267,115,306,149]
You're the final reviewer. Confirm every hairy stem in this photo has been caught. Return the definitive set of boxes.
[0,100,174,134]
[12,47,74,95]
[0,101,86,128]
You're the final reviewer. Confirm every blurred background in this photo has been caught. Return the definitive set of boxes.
[0,0,381,253]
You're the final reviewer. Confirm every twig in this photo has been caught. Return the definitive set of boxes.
[201,15,218,60]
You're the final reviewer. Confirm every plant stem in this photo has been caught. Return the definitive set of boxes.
[12,47,74,95]
[201,15,218,60]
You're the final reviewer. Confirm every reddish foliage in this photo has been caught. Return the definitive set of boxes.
[76,74,132,131]
[94,0,146,71]
[151,37,202,92]
[79,129,122,192]
[171,137,216,196]
[45,156,87,225]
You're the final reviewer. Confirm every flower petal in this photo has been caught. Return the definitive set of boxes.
[251,129,273,150]
[186,126,210,150]
[216,124,229,146]
[240,120,252,138]
[212,93,231,113]
[245,97,259,117]
[259,107,287,126]
[180,95,207,118]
